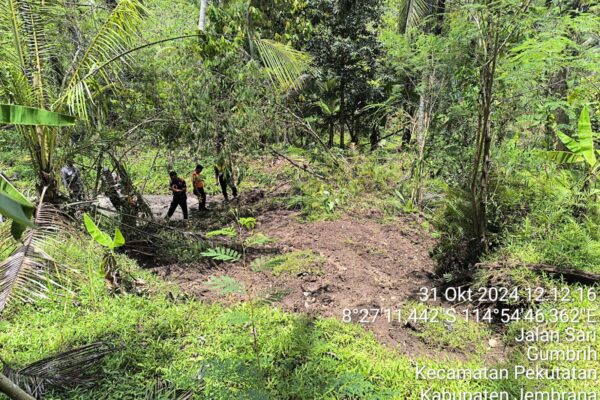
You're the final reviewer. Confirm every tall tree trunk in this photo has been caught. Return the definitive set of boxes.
[0,372,35,400]
[198,0,208,31]
[370,124,380,151]
[328,121,334,147]
[339,79,346,149]
[350,114,359,144]
[412,74,432,206]
[471,16,498,253]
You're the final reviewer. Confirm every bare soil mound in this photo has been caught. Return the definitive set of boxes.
[147,188,450,356]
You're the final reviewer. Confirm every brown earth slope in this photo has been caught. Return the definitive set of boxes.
[147,189,450,356]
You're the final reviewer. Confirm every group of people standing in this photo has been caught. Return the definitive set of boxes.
[166,158,238,220]
[58,157,238,221]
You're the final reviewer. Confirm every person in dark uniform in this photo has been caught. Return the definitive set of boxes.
[166,171,188,220]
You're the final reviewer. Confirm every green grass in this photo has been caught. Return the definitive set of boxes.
[401,301,491,355]
[2,231,600,398]
[252,250,326,277]
[284,146,415,222]
[0,236,512,400]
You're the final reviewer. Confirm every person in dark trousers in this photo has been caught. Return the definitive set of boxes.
[166,171,188,220]
[214,155,237,203]
[192,164,207,211]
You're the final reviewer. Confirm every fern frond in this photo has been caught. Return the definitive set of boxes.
[200,246,241,262]
[253,37,313,91]
[204,275,246,295]
[245,233,274,247]
[206,227,237,238]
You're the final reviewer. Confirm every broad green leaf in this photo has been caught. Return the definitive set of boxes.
[0,175,34,209]
[556,131,581,154]
[11,220,28,241]
[542,151,584,164]
[113,227,125,248]
[0,175,34,239]
[577,106,596,167]
[0,104,76,126]
[83,213,113,248]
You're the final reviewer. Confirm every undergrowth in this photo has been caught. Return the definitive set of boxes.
[0,236,509,400]
[433,137,600,273]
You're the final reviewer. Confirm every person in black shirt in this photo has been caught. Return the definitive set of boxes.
[166,171,188,220]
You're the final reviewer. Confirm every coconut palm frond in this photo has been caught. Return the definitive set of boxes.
[253,37,313,91]
[2,342,115,399]
[398,0,430,34]
[0,0,58,105]
[57,0,147,119]
[1,0,27,72]
[0,201,72,315]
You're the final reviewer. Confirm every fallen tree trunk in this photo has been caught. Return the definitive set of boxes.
[477,263,600,285]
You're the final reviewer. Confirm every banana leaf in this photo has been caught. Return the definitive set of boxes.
[577,106,596,167]
[0,175,34,239]
[0,104,75,127]
[542,151,584,164]
[83,214,113,248]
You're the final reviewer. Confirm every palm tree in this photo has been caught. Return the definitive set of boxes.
[0,0,146,202]
[1,0,310,205]
[314,78,341,147]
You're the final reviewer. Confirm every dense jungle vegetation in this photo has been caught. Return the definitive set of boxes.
[0,0,599,399]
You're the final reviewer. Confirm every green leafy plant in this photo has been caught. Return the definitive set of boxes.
[204,275,246,296]
[206,227,237,238]
[83,213,126,295]
[244,233,274,246]
[544,106,598,172]
[200,246,241,262]
[238,217,256,230]
[0,104,75,239]
[83,214,125,251]
[0,174,34,240]
[1,0,145,200]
